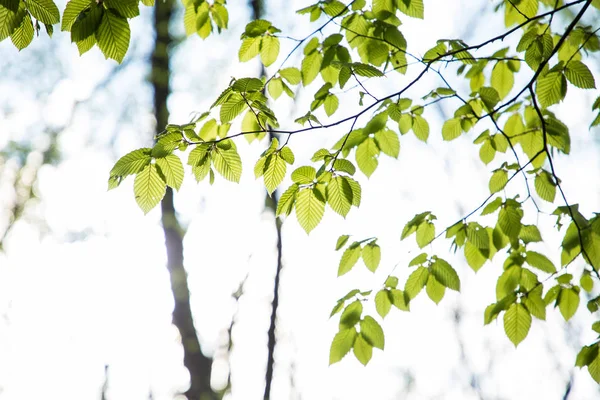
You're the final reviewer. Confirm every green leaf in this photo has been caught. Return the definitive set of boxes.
[375,290,392,318]
[426,275,445,304]
[155,154,184,191]
[558,287,579,321]
[324,95,339,117]
[564,60,596,89]
[109,148,152,179]
[239,37,261,62]
[408,252,428,267]
[280,67,302,85]
[346,177,361,206]
[404,266,429,299]
[353,333,373,365]
[335,235,350,251]
[489,169,508,193]
[10,11,33,50]
[491,61,514,99]
[397,0,424,19]
[534,170,556,202]
[390,289,410,311]
[482,197,503,216]
[535,71,567,108]
[340,300,362,328]
[295,187,325,234]
[430,257,460,291]
[262,154,286,195]
[525,251,556,273]
[0,0,21,12]
[355,137,379,177]
[520,225,543,243]
[70,3,102,41]
[416,221,435,249]
[412,115,429,141]
[95,9,130,63]
[0,2,26,41]
[362,242,381,272]
[276,184,299,217]
[133,164,166,214]
[351,62,384,77]
[338,242,361,276]
[498,206,522,239]
[291,166,316,184]
[301,51,323,86]
[503,303,531,347]
[212,145,242,183]
[260,35,280,67]
[374,129,400,158]
[280,146,295,164]
[327,176,353,217]
[442,118,462,141]
[103,0,139,18]
[360,316,384,350]
[25,0,59,24]
[232,77,264,93]
[581,271,594,292]
[329,327,357,365]
[333,159,356,175]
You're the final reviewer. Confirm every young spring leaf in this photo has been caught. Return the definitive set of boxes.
[295,187,325,234]
[361,242,381,272]
[503,303,531,346]
[329,327,357,365]
[133,164,167,214]
[360,316,385,350]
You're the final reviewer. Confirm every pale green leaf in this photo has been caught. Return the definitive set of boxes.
[212,146,242,183]
[338,243,361,276]
[558,287,580,321]
[489,169,508,193]
[361,242,381,272]
[260,35,279,67]
[375,290,392,318]
[95,9,130,63]
[442,118,462,141]
[564,60,596,89]
[525,251,556,273]
[25,0,59,24]
[360,316,384,350]
[295,187,325,234]
[327,176,353,217]
[430,258,460,291]
[155,154,184,191]
[374,129,400,158]
[353,333,373,365]
[491,61,514,99]
[291,166,316,184]
[355,137,379,178]
[133,164,166,214]
[535,72,567,108]
[426,275,445,304]
[404,266,429,299]
[504,303,531,346]
[329,327,357,365]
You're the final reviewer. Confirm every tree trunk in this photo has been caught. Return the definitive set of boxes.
[247,1,284,398]
[151,2,217,399]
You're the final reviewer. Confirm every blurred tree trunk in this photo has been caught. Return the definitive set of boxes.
[151,2,217,399]
[247,1,284,399]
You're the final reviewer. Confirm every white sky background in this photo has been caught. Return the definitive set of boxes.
[0,1,600,399]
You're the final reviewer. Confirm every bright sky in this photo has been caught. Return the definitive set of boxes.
[1,1,600,399]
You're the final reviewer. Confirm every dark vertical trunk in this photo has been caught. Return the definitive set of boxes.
[247,1,283,399]
[263,193,283,400]
[151,2,217,399]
